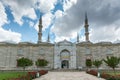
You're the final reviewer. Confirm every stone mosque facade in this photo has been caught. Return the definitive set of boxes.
[0,14,120,70]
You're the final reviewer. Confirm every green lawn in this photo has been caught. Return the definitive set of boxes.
[0,71,27,80]
[101,70,120,75]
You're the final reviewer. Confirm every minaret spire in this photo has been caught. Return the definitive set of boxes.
[47,32,50,42]
[38,15,43,44]
[84,12,89,42]
[85,12,88,25]
[77,32,79,43]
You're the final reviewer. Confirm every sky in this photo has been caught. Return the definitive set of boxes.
[0,0,120,43]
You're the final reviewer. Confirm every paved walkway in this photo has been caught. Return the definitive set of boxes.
[34,71,105,80]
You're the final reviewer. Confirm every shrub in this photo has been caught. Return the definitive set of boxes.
[17,57,33,70]
[39,70,48,75]
[106,77,120,80]
[86,70,97,76]
[28,71,37,79]
[86,69,120,80]
[100,73,112,79]
[36,59,48,67]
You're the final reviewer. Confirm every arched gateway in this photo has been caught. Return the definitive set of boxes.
[54,40,76,69]
[60,50,70,69]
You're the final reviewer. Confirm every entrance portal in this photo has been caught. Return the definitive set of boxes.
[61,60,69,69]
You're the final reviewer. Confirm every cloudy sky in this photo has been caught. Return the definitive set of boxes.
[0,0,120,43]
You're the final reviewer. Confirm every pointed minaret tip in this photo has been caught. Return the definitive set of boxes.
[85,12,88,24]
[77,32,79,43]
[85,12,87,19]
[39,14,42,25]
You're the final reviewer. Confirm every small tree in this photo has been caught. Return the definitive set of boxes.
[93,59,102,77]
[86,59,92,70]
[17,57,33,70]
[103,56,120,76]
[93,59,102,71]
[35,59,48,67]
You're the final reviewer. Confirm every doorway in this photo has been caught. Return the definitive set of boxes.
[61,60,69,69]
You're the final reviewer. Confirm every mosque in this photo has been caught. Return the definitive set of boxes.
[0,14,120,70]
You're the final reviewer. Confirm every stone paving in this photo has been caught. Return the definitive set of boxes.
[34,71,105,80]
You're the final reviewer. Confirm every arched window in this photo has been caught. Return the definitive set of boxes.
[60,50,70,60]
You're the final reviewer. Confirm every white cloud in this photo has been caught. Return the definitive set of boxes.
[114,39,120,43]
[52,0,120,42]
[1,0,120,43]
[55,10,63,18]
[1,0,58,26]
[2,0,37,25]
[0,1,22,43]
[54,31,77,42]
[35,12,54,31]
[37,0,57,13]
[0,1,8,27]
[90,27,113,42]
[29,21,34,27]
[42,13,54,30]
[52,24,78,42]
[0,28,21,43]
[63,0,77,11]
[52,10,81,42]
[34,21,39,32]
[90,23,120,43]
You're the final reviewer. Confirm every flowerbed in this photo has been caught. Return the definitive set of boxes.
[38,70,48,75]
[86,70,97,76]
[86,70,120,80]
[7,70,48,80]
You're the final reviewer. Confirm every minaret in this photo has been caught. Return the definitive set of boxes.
[84,13,89,42]
[47,33,50,42]
[77,32,79,43]
[38,16,43,44]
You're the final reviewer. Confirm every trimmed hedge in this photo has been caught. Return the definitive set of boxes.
[86,70,120,80]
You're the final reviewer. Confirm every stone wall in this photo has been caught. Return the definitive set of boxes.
[76,42,120,69]
[0,42,120,70]
[0,42,54,70]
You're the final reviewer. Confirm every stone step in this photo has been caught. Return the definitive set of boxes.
[50,69,80,72]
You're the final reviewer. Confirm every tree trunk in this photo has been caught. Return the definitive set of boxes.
[97,67,100,78]
[23,66,25,71]
[113,68,116,79]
